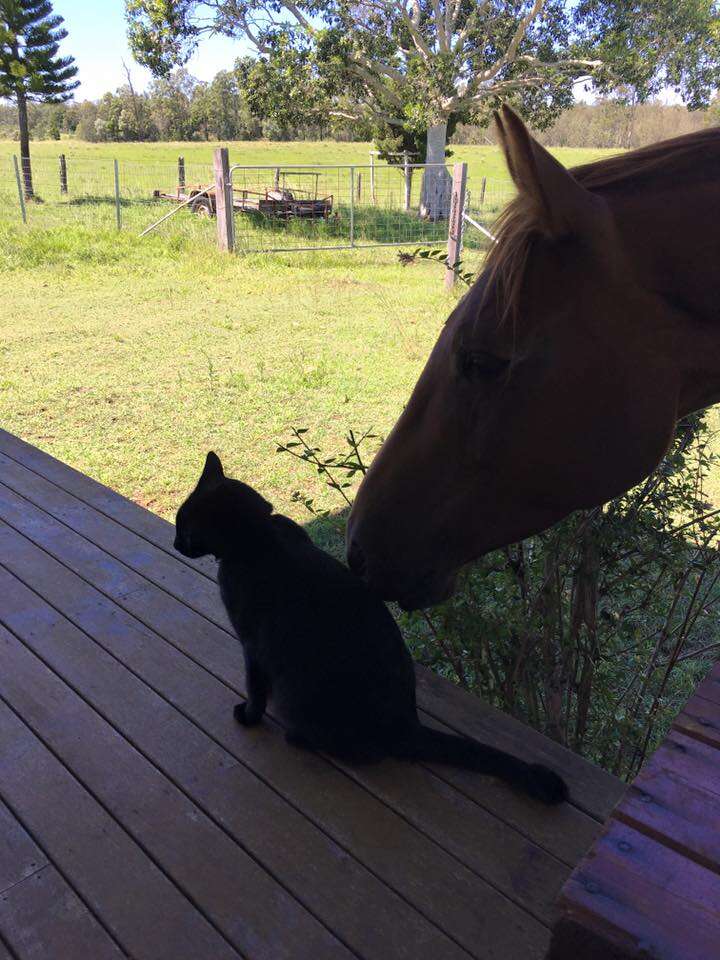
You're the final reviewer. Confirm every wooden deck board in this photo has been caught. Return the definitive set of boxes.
[0,431,625,959]
[0,521,548,959]
[0,799,125,960]
[549,663,720,958]
[0,551,519,960]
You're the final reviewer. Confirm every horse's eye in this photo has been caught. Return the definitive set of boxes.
[458,350,510,381]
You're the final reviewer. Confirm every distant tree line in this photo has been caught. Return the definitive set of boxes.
[455,98,720,150]
[0,62,372,144]
[0,62,717,149]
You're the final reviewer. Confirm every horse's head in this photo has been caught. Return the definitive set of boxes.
[348,107,684,609]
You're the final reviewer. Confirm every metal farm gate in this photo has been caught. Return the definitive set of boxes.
[226,162,458,254]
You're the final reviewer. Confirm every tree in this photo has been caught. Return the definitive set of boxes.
[127,0,720,217]
[147,67,197,139]
[195,65,262,140]
[0,0,78,198]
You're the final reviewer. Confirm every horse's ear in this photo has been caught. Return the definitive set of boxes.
[495,105,601,238]
[199,450,224,490]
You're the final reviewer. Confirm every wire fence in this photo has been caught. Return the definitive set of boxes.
[0,152,516,256]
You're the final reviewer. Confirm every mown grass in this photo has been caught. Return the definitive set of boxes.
[0,221,453,520]
[0,135,618,177]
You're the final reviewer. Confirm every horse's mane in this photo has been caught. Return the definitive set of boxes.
[484,125,720,323]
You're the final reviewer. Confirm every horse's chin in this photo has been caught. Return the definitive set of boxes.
[394,572,457,612]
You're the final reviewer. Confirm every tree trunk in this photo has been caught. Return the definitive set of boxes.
[420,120,452,220]
[16,90,34,200]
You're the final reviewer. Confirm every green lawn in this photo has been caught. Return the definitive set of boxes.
[0,227,453,521]
[0,135,618,175]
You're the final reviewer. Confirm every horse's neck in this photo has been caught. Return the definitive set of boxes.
[612,176,720,414]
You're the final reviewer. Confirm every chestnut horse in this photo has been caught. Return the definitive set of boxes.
[348,106,720,610]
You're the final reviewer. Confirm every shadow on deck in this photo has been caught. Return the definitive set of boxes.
[0,429,625,960]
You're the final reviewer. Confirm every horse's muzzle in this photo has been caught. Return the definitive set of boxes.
[347,534,455,610]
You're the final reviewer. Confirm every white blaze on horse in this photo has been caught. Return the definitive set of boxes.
[348,106,720,610]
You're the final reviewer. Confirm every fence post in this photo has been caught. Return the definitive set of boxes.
[213,147,234,253]
[12,155,27,224]
[445,162,468,291]
[59,154,68,194]
[178,156,185,193]
[356,171,362,201]
[349,166,355,247]
[113,159,122,230]
[370,153,376,205]
[403,152,412,212]
[479,176,487,205]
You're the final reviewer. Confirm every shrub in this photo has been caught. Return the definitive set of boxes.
[278,413,720,780]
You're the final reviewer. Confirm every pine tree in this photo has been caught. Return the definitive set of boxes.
[0,0,78,199]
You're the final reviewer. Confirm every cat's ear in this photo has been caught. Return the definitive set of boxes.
[199,451,224,490]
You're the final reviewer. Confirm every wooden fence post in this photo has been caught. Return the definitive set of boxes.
[445,162,468,291]
[479,176,487,205]
[213,147,234,253]
[178,156,185,193]
[59,154,68,194]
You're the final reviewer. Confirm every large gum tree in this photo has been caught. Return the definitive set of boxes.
[127,0,720,218]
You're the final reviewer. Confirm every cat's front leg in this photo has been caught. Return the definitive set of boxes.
[234,650,269,727]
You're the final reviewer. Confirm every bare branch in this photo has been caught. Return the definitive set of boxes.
[431,0,448,52]
[467,0,546,94]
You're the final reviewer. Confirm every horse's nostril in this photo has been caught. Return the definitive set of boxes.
[347,539,367,578]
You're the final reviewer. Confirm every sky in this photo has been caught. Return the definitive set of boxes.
[53,0,249,100]
[48,0,682,106]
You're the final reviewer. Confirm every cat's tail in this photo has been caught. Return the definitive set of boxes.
[393,725,568,805]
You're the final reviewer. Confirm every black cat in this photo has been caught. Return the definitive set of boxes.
[174,452,568,805]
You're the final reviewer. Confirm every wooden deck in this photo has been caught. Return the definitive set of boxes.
[549,661,720,959]
[0,429,625,960]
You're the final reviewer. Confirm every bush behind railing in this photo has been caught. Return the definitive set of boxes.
[277,412,720,781]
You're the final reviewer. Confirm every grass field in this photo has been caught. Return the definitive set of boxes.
[2,136,718,524]
[0,227,453,521]
[0,135,618,175]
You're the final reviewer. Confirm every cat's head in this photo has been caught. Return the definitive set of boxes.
[174,451,273,560]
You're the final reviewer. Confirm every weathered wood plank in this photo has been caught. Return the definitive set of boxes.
[651,729,720,798]
[1,797,120,960]
[0,698,240,960]
[616,760,720,875]
[0,565,482,960]
[548,820,720,960]
[0,497,569,929]
[0,454,617,849]
[0,624,351,960]
[414,667,625,821]
[695,662,720,706]
[673,693,720,751]
[0,799,48,895]
[0,451,230,632]
[0,528,551,959]
[1,862,124,960]
[0,428,212,576]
